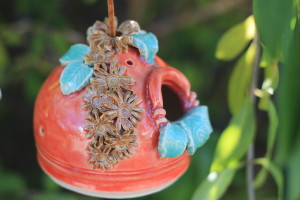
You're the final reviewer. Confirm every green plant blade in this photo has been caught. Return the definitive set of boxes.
[266,100,278,157]
[255,158,283,200]
[191,167,238,200]
[286,138,300,200]
[276,21,300,164]
[215,15,255,61]
[254,100,278,188]
[253,0,294,62]
[228,43,255,114]
[210,99,255,172]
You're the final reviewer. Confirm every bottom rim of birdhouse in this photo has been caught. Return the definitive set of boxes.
[48,174,179,199]
[37,151,190,198]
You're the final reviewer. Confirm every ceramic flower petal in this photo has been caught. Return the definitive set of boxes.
[59,44,91,66]
[158,106,213,157]
[131,32,158,64]
[60,60,93,95]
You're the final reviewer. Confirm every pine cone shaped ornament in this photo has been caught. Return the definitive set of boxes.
[34,4,213,198]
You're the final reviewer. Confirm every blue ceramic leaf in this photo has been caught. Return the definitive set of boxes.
[158,123,188,158]
[131,32,158,64]
[158,106,213,158]
[176,106,213,155]
[59,44,91,66]
[60,61,93,95]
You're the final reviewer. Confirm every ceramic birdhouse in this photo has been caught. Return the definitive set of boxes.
[33,5,212,198]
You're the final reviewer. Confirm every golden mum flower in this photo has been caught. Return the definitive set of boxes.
[82,86,111,113]
[87,18,140,52]
[91,62,135,92]
[86,143,118,170]
[84,113,115,139]
[105,129,138,159]
[83,46,116,68]
[104,91,143,132]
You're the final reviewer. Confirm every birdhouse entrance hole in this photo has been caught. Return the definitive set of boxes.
[162,85,184,122]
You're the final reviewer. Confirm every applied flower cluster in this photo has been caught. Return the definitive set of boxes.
[83,18,143,171]
[59,18,146,171]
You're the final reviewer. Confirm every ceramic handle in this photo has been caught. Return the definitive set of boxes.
[147,66,212,158]
[148,66,192,127]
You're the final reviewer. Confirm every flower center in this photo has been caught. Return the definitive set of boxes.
[107,155,117,164]
[107,74,120,87]
[95,124,106,136]
[95,53,106,63]
[97,154,107,162]
[119,104,131,118]
[92,96,103,108]
[116,141,127,151]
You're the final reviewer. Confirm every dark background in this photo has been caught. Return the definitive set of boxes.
[0,0,275,199]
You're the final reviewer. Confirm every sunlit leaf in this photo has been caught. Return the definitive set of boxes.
[215,15,255,61]
[228,43,255,114]
[211,99,255,172]
[253,0,294,62]
[192,167,238,200]
[255,158,283,200]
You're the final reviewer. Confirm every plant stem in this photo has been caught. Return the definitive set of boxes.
[247,35,261,200]
[107,0,116,37]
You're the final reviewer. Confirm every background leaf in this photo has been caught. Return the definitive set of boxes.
[276,20,300,164]
[266,100,278,157]
[286,139,300,200]
[253,0,294,62]
[255,158,283,200]
[254,100,278,188]
[0,42,8,86]
[215,15,255,61]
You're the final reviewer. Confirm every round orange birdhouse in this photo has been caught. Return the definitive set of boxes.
[34,16,212,198]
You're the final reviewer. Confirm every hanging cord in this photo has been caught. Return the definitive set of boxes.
[108,0,116,37]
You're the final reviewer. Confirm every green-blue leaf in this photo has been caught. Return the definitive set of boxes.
[60,61,93,95]
[59,44,90,66]
[132,32,159,64]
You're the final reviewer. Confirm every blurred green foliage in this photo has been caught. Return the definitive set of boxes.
[1,0,299,199]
